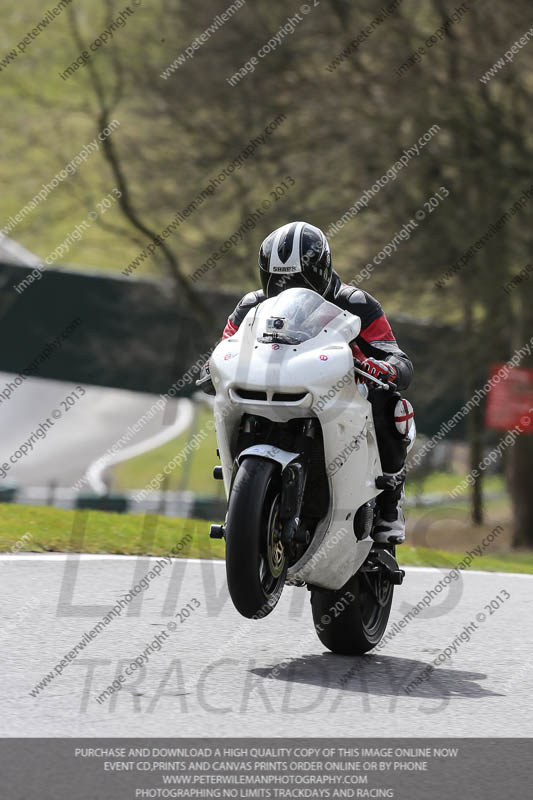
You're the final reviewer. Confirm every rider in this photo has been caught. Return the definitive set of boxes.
[219,221,414,545]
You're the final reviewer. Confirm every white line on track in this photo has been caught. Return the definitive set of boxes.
[0,553,532,577]
[85,398,195,494]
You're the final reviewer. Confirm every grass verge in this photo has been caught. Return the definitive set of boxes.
[0,504,224,559]
[1,505,532,574]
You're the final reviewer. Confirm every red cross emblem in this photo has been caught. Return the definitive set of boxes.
[394,398,415,435]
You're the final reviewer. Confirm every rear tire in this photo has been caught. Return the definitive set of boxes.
[225,457,288,618]
[310,567,394,654]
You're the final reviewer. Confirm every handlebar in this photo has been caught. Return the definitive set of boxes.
[353,360,397,392]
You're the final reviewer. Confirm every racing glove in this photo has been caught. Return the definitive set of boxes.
[358,357,398,385]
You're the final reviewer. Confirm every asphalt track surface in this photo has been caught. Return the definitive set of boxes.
[2,554,531,736]
[0,372,183,488]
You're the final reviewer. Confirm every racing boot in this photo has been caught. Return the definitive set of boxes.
[373,468,406,544]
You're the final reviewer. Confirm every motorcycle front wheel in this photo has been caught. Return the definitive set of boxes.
[310,566,394,654]
[225,456,288,619]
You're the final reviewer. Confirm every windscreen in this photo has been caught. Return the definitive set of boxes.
[257,288,343,345]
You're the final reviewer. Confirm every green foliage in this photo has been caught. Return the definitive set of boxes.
[2,0,532,309]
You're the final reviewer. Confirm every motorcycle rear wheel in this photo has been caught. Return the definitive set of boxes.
[310,565,394,654]
[225,457,288,619]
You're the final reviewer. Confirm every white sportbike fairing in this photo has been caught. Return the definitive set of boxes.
[207,288,406,651]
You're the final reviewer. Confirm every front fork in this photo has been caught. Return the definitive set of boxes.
[212,458,310,545]
[279,461,308,545]
[279,417,317,546]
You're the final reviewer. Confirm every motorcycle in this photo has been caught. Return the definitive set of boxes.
[202,287,413,654]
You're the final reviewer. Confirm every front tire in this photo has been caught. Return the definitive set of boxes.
[225,457,288,618]
[310,566,394,654]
